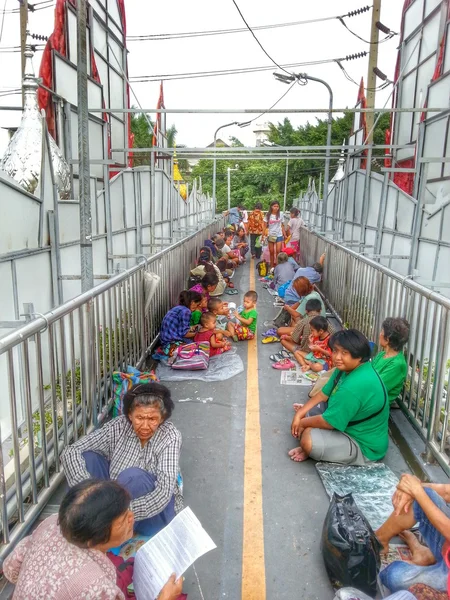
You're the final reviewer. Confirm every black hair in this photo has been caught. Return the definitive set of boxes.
[237,203,245,210]
[123,382,174,421]
[309,316,329,333]
[215,238,225,249]
[266,200,281,221]
[200,311,216,327]
[305,298,322,313]
[290,207,300,217]
[254,202,263,210]
[59,479,130,549]
[381,317,410,352]
[329,329,371,363]
[244,290,258,303]
[208,297,222,311]
[180,290,202,307]
[312,262,323,274]
[201,272,219,289]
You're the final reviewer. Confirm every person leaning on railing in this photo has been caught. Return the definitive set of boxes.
[3,479,183,600]
[289,329,389,464]
[61,383,182,538]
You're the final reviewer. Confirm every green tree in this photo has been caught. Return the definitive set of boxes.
[191,113,391,212]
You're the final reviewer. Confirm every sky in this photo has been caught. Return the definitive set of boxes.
[0,0,405,149]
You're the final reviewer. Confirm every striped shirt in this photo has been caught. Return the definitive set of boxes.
[61,416,182,521]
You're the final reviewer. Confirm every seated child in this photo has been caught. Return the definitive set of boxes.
[228,291,258,341]
[294,316,332,372]
[208,298,234,337]
[272,252,296,291]
[279,298,322,354]
[194,312,232,356]
[190,294,208,328]
[282,246,300,270]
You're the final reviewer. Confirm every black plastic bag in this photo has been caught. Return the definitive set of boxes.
[321,493,382,597]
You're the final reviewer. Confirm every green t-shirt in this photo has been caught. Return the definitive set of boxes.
[372,351,408,405]
[190,310,202,326]
[241,308,258,333]
[296,291,326,317]
[321,362,389,461]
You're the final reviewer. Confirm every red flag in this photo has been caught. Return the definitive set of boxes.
[153,81,165,147]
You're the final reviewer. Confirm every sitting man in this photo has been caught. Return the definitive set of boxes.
[289,329,389,464]
[377,473,450,595]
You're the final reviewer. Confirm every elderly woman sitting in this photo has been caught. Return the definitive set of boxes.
[61,382,181,537]
[3,479,183,600]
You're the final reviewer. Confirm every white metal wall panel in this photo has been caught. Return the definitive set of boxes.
[123,172,136,228]
[420,11,441,59]
[55,55,78,106]
[59,204,81,243]
[0,262,15,321]
[425,0,442,17]
[427,78,450,118]
[109,174,125,231]
[423,117,446,179]
[0,182,40,253]
[404,0,425,38]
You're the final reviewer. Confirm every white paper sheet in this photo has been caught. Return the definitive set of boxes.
[133,507,216,600]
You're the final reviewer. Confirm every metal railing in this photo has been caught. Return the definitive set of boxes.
[0,217,224,561]
[299,227,450,473]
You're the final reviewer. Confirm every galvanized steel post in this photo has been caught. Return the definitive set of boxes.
[77,0,94,292]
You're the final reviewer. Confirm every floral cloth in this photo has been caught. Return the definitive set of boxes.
[3,514,124,599]
[247,210,265,234]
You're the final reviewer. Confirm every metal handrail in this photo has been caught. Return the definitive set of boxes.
[299,226,450,472]
[0,216,225,561]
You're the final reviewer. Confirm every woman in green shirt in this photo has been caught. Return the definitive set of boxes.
[289,329,389,464]
[373,317,409,406]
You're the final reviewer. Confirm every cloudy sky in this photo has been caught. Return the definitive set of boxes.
[0,0,404,148]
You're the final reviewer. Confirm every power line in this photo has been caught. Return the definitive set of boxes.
[338,17,397,44]
[4,0,54,13]
[127,8,369,41]
[129,53,366,83]
[230,0,293,76]
[238,80,298,128]
[0,0,8,44]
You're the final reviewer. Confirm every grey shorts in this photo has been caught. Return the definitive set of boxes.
[306,428,368,465]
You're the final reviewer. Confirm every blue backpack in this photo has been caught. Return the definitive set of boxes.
[277,281,291,298]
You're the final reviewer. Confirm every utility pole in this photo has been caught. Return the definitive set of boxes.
[366,0,381,144]
[19,0,28,106]
[77,0,94,291]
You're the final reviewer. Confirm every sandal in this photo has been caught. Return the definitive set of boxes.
[262,328,277,337]
[270,350,293,361]
[261,336,280,344]
[272,359,296,370]
[225,288,239,295]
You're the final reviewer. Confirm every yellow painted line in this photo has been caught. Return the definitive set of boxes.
[241,259,266,599]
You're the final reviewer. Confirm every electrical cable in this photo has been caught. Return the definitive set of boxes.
[130,52,367,83]
[0,0,8,44]
[335,59,392,91]
[127,7,371,41]
[338,17,397,44]
[230,0,293,76]
[238,79,298,128]
[5,0,54,13]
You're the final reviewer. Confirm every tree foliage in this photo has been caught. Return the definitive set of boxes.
[191,112,391,213]
[130,114,190,173]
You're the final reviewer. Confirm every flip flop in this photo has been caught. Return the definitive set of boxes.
[262,328,277,337]
[270,350,293,361]
[272,359,296,370]
[225,289,239,295]
[261,336,280,344]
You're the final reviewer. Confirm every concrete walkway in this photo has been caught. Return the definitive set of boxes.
[0,259,412,600]
[169,260,410,600]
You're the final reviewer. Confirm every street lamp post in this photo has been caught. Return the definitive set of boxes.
[227,165,239,211]
[212,121,238,215]
[263,141,289,213]
[274,72,333,230]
